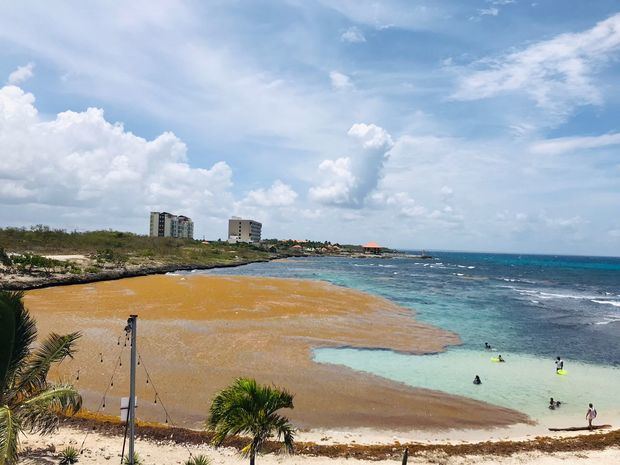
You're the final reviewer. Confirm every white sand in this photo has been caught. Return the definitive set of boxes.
[20,427,620,465]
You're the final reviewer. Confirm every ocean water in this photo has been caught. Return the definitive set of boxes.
[200,252,620,422]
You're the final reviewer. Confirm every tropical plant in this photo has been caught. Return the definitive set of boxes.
[207,378,295,465]
[58,446,79,464]
[122,452,142,465]
[0,290,82,465]
[0,248,11,267]
[183,455,211,465]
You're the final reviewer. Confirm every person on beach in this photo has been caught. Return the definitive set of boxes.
[473,375,482,385]
[586,403,597,429]
[498,354,505,362]
[555,356,564,373]
[549,397,561,410]
[484,342,492,350]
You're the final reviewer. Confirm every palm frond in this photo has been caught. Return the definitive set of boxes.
[271,414,294,453]
[207,377,295,462]
[17,384,82,434]
[0,405,22,465]
[0,291,36,396]
[0,294,17,399]
[16,332,81,395]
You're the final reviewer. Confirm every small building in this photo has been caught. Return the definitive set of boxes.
[228,217,262,243]
[149,212,194,239]
[362,241,383,255]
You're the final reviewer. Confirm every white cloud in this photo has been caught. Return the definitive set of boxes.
[478,7,499,17]
[440,186,454,196]
[329,71,353,90]
[341,26,366,43]
[7,62,35,85]
[453,13,620,116]
[242,180,298,207]
[316,0,450,30]
[0,85,233,232]
[530,132,620,155]
[309,123,393,207]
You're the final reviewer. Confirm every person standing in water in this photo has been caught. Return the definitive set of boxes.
[586,403,597,429]
[555,356,564,373]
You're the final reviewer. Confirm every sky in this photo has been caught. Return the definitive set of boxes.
[0,0,619,256]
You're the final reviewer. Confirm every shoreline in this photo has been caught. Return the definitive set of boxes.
[13,264,616,456]
[25,273,529,432]
[26,412,620,460]
[0,256,280,291]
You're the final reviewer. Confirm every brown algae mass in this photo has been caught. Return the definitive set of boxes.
[24,274,528,430]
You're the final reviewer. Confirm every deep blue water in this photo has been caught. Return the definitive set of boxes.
[201,252,620,366]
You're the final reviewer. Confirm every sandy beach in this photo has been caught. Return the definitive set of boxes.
[24,274,527,431]
[19,425,620,465]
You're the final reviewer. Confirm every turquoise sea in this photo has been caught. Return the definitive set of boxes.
[199,252,620,425]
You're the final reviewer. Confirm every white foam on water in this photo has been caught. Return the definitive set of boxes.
[591,299,620,308]
[595,316,620,325]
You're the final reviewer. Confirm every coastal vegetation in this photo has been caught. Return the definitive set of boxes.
[184,455,212,465]
[0,226,273,290]
[0,291,82,465]
[207,378,295,465]
[58,446,79,464]
[0,226,270,267]
[0,226,396,291]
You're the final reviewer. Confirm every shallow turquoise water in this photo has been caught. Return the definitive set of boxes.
[314,347,620,423]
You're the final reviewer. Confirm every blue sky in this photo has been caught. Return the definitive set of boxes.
[0,0,619,255]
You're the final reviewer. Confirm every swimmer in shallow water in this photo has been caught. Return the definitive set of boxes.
[484,342,492,350]
[498,354,505,362]
[473,375,482,385]
[549,397,561,410]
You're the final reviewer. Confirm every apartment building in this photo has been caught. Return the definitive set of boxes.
[228,217,262,243]
[149,212,194,239]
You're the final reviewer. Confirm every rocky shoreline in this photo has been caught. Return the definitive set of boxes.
[0,257,278,291]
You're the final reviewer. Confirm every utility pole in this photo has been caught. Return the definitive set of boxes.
[128,315,138,464]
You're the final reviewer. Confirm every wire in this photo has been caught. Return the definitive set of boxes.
[137,353,196,461]
[78,332,128,454]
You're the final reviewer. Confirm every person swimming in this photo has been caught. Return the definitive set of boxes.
[498,354,505,362]
[555,356,564,373]
[549,397,561,410]
[484,342,492,350]
[473,375,482,385]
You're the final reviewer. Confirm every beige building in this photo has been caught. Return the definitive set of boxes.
[149,212,194,239]
[228,217,262,243]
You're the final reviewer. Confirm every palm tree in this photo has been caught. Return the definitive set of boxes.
[207,378,295,465]
[0,290,82,465]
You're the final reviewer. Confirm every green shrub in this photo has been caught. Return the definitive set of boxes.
[122,453,143,465]
[184,455,212,465]
[0,247,11,266]
[58,446,79,464]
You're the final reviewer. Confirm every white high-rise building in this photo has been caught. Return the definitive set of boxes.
[149,212,194,239]
[228,217,261,243]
